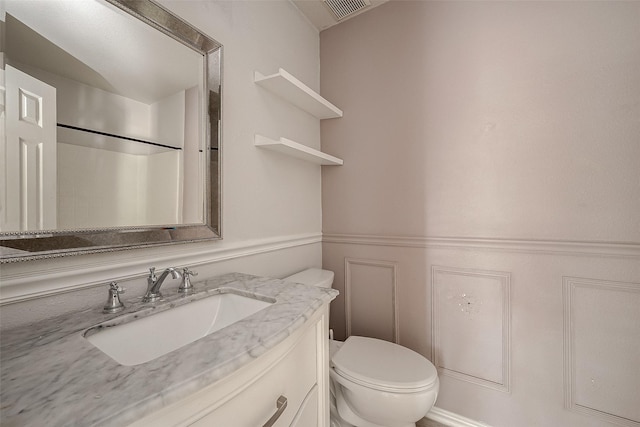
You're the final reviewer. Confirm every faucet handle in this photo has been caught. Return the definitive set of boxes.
[148,267,157,282]
[104,281,125,313]
[183,268,198,278]
[109,281,125,294]
[178,268,198,294]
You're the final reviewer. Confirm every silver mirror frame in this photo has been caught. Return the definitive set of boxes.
[0,0,222,263]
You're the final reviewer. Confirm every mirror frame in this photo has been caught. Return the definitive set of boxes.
[0,0,222,263]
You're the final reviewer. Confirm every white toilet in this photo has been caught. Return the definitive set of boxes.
[285,268,439,427]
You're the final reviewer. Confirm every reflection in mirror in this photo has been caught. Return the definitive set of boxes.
[0,0,222,261]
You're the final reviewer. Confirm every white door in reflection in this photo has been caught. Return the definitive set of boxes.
[3,65,57,232]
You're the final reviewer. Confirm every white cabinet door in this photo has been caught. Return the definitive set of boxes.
[127,306,330,427]
[290,384,318,427]
[189,324,317,427]
[3,65,57,231]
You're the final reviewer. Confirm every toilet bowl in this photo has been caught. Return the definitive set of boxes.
[285,268,439,427]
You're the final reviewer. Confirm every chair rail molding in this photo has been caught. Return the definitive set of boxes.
[0,232,322,304]
[322,233,640,258]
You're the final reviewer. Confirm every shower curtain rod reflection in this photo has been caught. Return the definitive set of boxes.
[57,123,182,151]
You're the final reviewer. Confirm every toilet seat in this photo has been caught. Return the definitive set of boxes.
[331,336,438,394]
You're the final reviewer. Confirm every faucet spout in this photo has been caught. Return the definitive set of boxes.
[143,267,182,302]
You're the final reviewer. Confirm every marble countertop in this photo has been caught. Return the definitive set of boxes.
[0,273,338,427]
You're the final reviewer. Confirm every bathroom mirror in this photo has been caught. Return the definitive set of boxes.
[0,0,222,262]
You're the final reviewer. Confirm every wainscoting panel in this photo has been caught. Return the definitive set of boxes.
[344,258,398,342]
[563,277,640,427]
[323,234,640,427]
[431,266,510,392]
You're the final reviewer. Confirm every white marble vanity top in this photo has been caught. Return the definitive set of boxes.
[0,273,338,426]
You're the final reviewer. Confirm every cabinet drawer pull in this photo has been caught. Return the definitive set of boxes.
[262,395,287,427]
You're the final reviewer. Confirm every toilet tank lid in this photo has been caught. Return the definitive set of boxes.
[331,336,438,391]
[284,268,334,288]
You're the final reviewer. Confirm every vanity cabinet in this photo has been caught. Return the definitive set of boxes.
[129,305,330,427]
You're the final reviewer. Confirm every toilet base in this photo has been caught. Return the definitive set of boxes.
[330,377,355,427]
[333,378,416,427]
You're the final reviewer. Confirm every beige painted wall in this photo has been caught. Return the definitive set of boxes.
[321,1,640,242]
[320,2,640,426]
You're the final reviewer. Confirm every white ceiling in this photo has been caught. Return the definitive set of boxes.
[4,0,202,105]
[5,0,386,105]
[292,0,390,31]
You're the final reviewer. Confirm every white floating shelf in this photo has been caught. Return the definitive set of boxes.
[255,134,343,166]
[254,68,343,119]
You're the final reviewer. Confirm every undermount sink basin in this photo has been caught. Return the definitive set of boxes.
[84,292,273,366]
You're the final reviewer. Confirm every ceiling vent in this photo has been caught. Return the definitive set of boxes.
[323,0,371,21]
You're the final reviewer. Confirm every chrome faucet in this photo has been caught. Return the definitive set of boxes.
[142,267,182,302]
[103,282,125,313]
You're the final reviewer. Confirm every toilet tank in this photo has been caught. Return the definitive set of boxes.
[284,268,334,288]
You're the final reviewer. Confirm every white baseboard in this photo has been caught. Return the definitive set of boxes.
[425,406,492,427]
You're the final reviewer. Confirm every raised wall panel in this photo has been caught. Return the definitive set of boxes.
[431,266,511,392]
[563,277,640,427]
[322,236,640,426]
[344,258,398,343]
